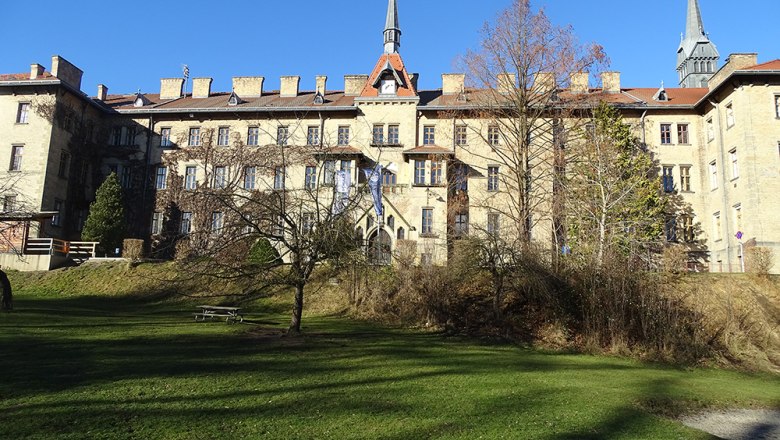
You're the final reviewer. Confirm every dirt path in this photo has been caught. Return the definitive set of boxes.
[681,409,780,440]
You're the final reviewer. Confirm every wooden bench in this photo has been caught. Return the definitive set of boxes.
[194,305,244,324]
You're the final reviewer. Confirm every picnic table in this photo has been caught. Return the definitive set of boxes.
[194,305,244,323]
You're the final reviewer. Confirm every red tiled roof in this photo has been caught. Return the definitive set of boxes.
[621,88,708,105]
[0,72,55,81]
[742,59,780,71]
[360,53,417,98]
[404,145,454,155]
[102,91,356,110]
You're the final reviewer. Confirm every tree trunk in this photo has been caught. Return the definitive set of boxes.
[492,272,504,322]
[0,269,12,311]
[288,283,305,334]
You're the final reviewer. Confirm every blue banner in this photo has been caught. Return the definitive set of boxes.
[362,165,383,225]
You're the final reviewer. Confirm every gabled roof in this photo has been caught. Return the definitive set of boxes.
[360,54,417,98]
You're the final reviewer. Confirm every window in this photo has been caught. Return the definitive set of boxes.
[665,217,677,242]
[274,166,285,190]
[160,128,172,147]
[423,126,435,145]
[373,125,384,145]
[677,124,689,144]
[682,216,694,242]
[323,160,335,185]
[58,151,70,178]
[454,166,468,192]
[488,126,500,146]
[307,126,320,146]
[244,166,256,190]
[726,103,735,128]
[388,125,400,145]
[301,212,314,234]
[16,103,30,124]
[125,127,137,146]
[112,127,123,146]
[712,212,721,241]
[188,128,201,146]
[276,126,288,146]
[382,170,397,186]
[454,213,469,236]
[121,166,132,188]
[709,161,718,190]
[775,95,780,118]
[211,211,224,233]
[108,164,118,176]
[680,166,691,192]
[337,126,350,146]
[180,212,193,234]
[660,124,672,145]
[422,208,433,235]
[455,125,467,146]
[733,204,743,234]
[185,166,197,190]
[397,227,405,240]
[218,127,230,146]
[247,127,259,146]
[52,199,63,227]
[340,160,352,178]
[155,166,168,190]
[487,166,499,192]
[706,118,714,142]
[3,195,16,212]
[305,166,317,190]
[387,216,395,230]
[213,166,226,189]
[151,212,163,235]
[662,166,674,192]
[729,149,739,179]
[430,160,442,185]
[414,160,426,185]
[272,215,284,237]
[487,213,500,235]
[9,146,23,171]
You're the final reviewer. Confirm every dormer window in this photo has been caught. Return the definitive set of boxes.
[228,91,243,106]
[133,93,150,108]
[313,92,325,105]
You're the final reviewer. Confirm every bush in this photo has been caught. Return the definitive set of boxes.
[122,239,144,261]
[747,247,775,276]
[661,245,688,274]
[247,238,281,266]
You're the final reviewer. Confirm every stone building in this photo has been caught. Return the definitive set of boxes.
[0,0,778,272]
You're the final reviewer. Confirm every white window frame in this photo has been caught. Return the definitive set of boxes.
[729,149,739,180]
[16,102,30,124]
[709,161,718,190]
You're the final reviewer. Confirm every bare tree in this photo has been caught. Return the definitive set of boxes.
[153,118,371,333]
[457,0,606,251]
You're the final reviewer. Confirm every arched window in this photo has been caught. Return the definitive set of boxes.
[368,230,392,265]
[706,61,712,72]
[397,227,405,240]
[694,61,700,73]
[387,215,395,230]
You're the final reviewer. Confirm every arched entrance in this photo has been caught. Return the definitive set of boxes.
[367,229,392,265]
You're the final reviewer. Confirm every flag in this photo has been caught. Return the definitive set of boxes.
[182,64,190,79]
[332,170,351,215]
[362,164,383,224]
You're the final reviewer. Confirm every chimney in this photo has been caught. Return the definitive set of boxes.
[497,73,516,94]
[316,75,328,95]
[533,72,556,94]
[280,76,300,98]
[97,84,108,101]
[410,73,420,91]
[570,72,589,94]
[601,72,621,94]
[50,55,83,90]
[344,75,369,96]
[160,78,185,100]
[232,77,264,98]
[708,53,759,91]
[192,77,213,98]
[442,74,465,95]
[29,64,45,80]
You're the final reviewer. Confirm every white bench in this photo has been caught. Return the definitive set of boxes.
[194,305,244,324]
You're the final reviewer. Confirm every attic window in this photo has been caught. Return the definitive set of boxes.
[133,93,150,107]
[658,91,667,101]
[652,83,668,102]
[313,92,324,105]
[228,91,243,106]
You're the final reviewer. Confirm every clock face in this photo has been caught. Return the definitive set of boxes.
[381,79,396,95]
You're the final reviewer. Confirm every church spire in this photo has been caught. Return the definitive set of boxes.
[384,0,401,54]
[676,0,719,88]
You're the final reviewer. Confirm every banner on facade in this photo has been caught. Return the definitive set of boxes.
[332,170,351,215]
[362,165,383,225]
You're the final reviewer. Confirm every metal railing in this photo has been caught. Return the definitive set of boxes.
[24,238,99,260]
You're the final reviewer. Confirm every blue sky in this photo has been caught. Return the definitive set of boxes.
[2,0,778,95]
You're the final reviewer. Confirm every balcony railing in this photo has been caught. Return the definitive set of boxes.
[24,238,99,260]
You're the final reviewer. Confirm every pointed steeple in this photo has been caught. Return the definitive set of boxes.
[676,0,719,87]
[685,0,706,39]
[384,0,401,54]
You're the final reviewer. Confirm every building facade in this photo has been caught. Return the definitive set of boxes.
[1,0,779,272]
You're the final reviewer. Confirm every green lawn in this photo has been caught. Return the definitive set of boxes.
[0,290,777,440]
